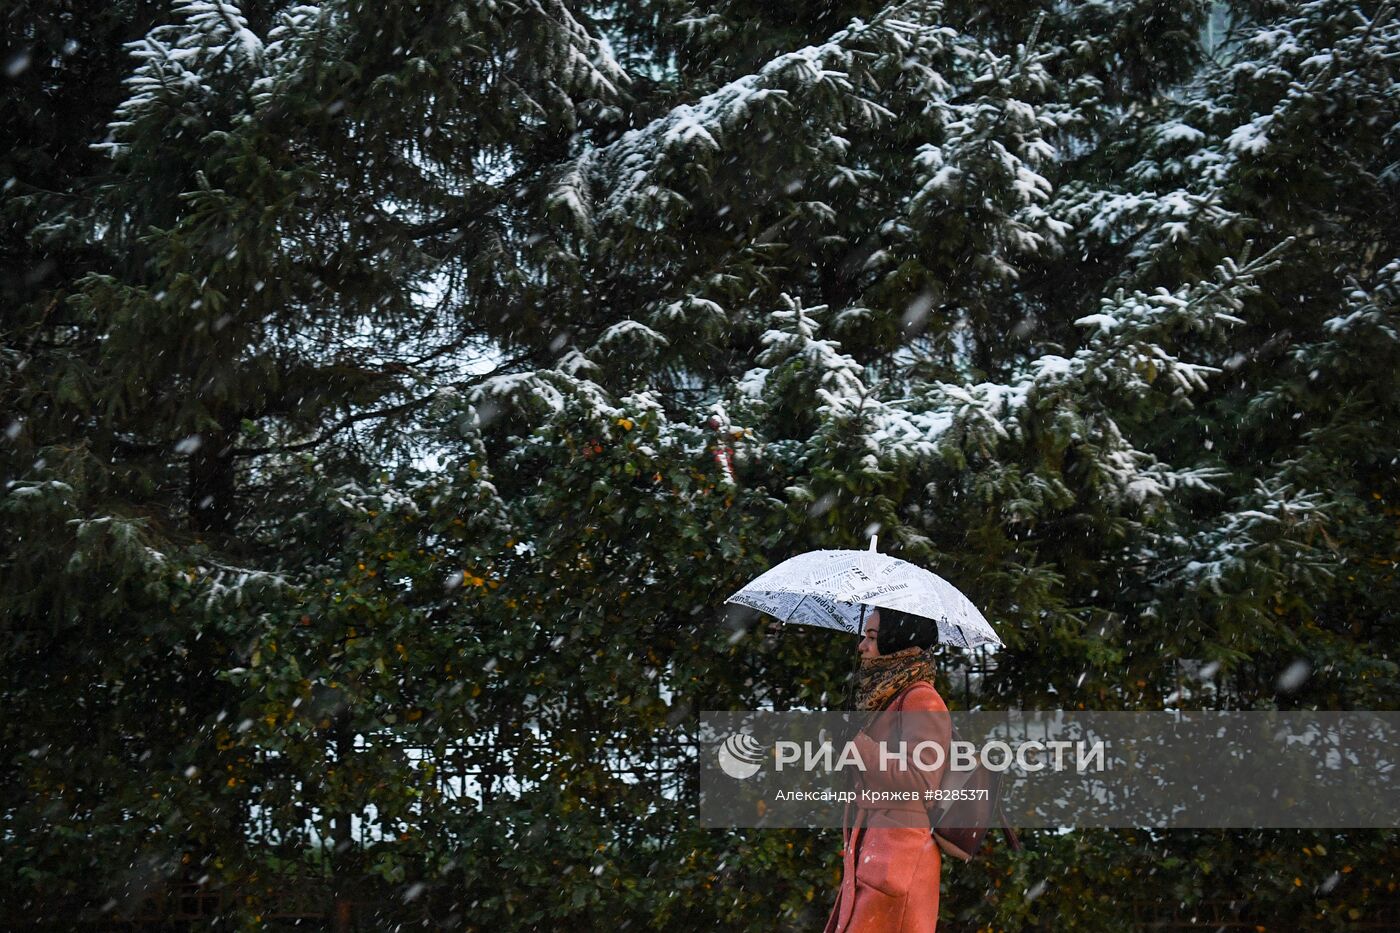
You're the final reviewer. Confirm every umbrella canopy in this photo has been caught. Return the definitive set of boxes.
[725,536,1002,650]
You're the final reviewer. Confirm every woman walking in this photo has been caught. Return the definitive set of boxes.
[824,606,952,932]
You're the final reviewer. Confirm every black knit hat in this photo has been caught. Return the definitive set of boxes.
[872,606,940,653]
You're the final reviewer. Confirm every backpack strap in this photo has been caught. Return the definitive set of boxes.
[998,802,1024,852]
[893,684,1027,855]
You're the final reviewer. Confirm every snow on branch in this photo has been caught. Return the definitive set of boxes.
[93,0,279,158]
[1169,477,1336,598]
[469,368,617,421]
[532,0,631,101]
[590,320,670,356]
[553,1,943,232]
[884,240,1296,508]
[748,294,869,413]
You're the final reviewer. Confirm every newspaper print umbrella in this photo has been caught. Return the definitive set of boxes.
[725,536,1002,649]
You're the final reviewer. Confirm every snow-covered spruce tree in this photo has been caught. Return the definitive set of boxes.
[1023,5,1400,923]
[2,0,643,925]
[4,0,1398,930]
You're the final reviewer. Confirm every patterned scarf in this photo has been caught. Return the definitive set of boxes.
[848,644,939,712]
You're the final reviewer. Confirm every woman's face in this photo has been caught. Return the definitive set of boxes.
[857,609,881,660]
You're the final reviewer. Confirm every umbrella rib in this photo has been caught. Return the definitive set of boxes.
[783,592,810,626]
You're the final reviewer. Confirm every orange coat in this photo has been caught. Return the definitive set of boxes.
[824,680,952,933]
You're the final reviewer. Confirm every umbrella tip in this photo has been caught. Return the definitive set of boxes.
[868,533,878,552]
